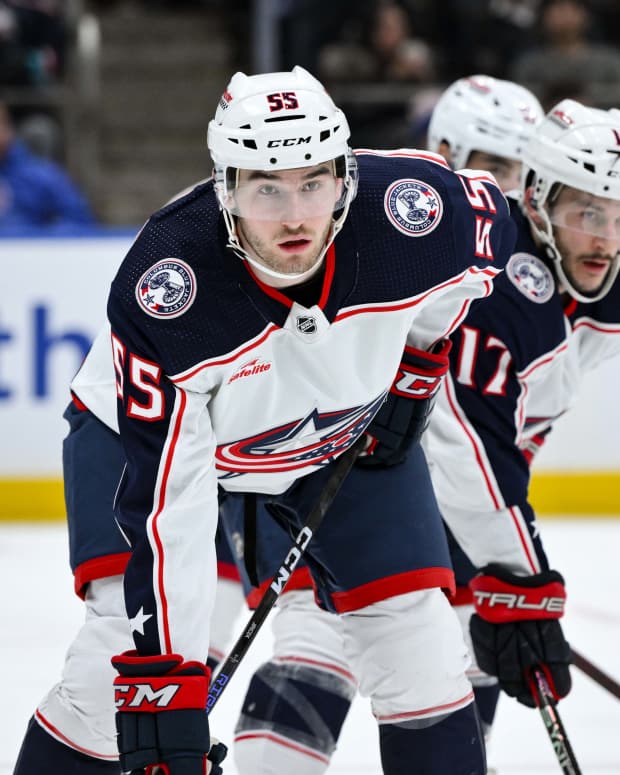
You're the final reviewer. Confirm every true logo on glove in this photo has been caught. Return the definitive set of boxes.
[473,591,565,615]
[115,682,181,709]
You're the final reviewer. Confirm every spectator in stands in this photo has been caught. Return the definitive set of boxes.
[0,100,95,233]
[0,0,66,86]
[318,1,436,83]
[509,0,620,108]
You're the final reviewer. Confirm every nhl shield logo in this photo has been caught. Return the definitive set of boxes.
[506,252,554,304]
[136,259,197,318]
[384,179,443,237]
[296,316,317,334]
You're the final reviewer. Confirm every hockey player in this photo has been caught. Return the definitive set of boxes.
[229,74,546,775]
[427,74,544,193]
[427,73,545,745]
[426,97,620,746]
[12,65,516,775]
[12,203,244,773]
[230,97,620,775]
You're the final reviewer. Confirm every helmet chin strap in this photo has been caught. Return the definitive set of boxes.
[526,200,620,304]
[221,176,355,285]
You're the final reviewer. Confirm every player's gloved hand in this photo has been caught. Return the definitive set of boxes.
[112,651,227,774]
[358,340,451,467]
[469,564,572,708]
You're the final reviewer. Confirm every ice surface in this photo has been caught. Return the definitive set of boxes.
[2,519,619,774]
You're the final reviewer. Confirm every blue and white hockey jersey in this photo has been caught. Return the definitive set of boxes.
[425,199,620,578]
[103,150,515,661]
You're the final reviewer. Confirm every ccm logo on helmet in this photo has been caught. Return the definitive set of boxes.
[267,137,312,147]
[115,683,180,709]
[473,591,565,614]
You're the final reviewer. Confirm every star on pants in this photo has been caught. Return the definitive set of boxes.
[129,606,153,635]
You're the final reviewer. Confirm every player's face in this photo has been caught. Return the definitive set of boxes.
[467,151,522,193]
[235,164,342,277]
[549,185,620,295]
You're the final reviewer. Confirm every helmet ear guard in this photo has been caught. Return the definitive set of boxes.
[520,99,620,302]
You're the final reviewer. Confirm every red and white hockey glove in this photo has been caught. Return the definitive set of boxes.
[469,565,572,708]
[358,340,451,468]
[112,651,227,774]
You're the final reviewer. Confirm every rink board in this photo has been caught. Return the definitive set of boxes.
[1,236,619,519]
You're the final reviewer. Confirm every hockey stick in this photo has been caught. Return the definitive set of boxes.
[571,647,620,701]
[206,435,366,714]
[530,667,582,775]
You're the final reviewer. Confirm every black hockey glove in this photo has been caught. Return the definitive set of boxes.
[358,340,451,468]
[112,651,227,774]
[469,564,572,708]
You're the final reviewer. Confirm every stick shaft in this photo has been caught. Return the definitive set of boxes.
[207,436,365,714]
[571,648,620,700]
[530,667,582,775]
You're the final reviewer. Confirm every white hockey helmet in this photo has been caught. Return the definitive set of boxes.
[521,99,620,302]
[207,66,358,280]
[427,75,543,169]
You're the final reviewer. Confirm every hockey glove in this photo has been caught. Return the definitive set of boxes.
[469,564,572,708]
[358,340,451,468]
[112,651,227,774]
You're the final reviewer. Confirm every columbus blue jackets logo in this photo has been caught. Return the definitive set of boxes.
[384,179,443,237]
[506,252,554,304]
[136,259,196,318]
[216,394,385,475]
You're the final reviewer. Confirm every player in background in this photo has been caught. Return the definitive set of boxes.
[425,73,545,747]
[227,75,546,775]
[427,74,544,194]
[424,97,620,750]
[12,66,515,775]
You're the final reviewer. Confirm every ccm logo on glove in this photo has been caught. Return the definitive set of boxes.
[391,343,450,399]
[114,680,185,709]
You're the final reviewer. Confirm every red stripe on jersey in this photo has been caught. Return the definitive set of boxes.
[151,389,188,653]
[508,505,539,573]
[563,297,578,317]
[330,567,455,613]
[70,392,89,412]
[444,375,503,510]
[573,318,620,334]
[355,148,451,169]
[334,266,499,323]
[35,709,119,760]
[318,243,336,309]
[173,325,280,383]
[172,266,499,384]
[243,243,336,310]
[518,340,569,380]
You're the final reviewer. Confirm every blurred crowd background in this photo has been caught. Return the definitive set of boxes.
[1,0,619,228]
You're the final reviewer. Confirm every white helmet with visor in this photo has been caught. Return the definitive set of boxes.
[521,99,620,302]
[428,75,543,169]
[207,66,358,280]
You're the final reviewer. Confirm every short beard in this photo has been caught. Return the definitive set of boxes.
[238,220,332,276]
[556,235,613,297]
